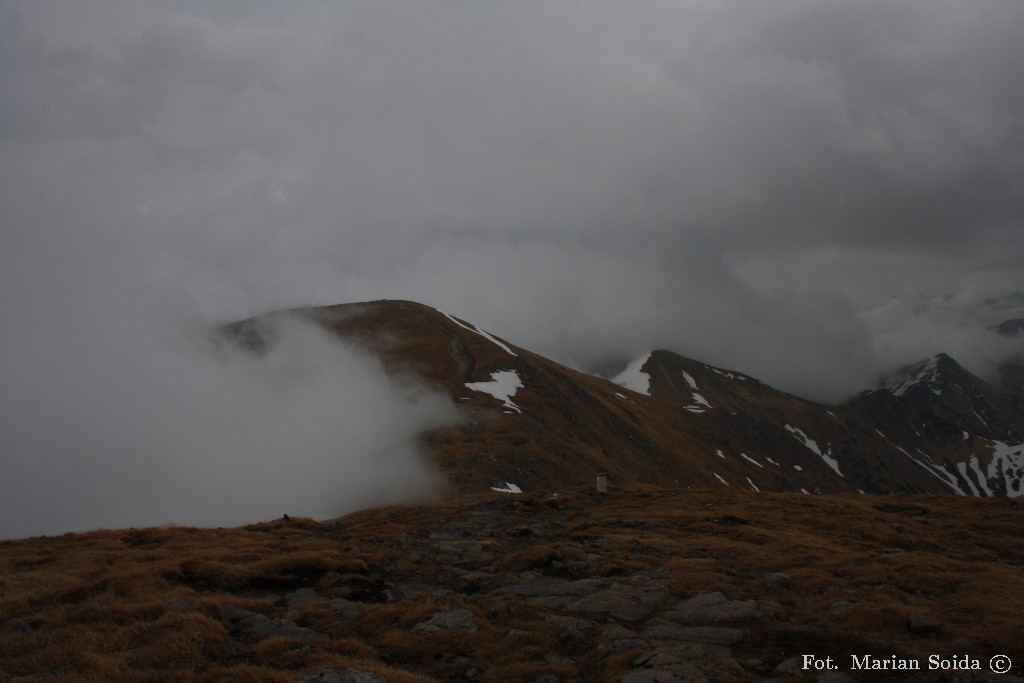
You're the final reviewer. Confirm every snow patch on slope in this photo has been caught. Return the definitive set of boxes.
[987,441,1024,498]
[681,371,712,409]
[613,354,651,395]
[490,482,522,494]
[465,370,524,413]
[785,425,842,477]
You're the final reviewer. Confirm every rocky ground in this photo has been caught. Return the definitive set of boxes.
[2,488,1024,682]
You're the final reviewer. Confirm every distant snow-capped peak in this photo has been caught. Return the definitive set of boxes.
[882,353,955,398]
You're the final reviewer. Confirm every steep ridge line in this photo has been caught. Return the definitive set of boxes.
[226,299,1024,499]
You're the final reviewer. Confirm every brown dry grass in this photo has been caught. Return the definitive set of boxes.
[2,490,1023,682]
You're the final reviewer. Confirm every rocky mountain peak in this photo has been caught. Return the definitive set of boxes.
[881,353,962,399]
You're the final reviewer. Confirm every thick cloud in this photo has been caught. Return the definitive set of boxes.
[0,265,456,538]
[2,2,1023,535]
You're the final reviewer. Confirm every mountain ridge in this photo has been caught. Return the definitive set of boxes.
[226,300,1024,499]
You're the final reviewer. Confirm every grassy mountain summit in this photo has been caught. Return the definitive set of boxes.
[2,488,1023,682]
[228,300,1024,498]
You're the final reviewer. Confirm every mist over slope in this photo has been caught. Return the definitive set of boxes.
[0,296,455,540]
[2,2,1023,538]
[227,300,1024,504]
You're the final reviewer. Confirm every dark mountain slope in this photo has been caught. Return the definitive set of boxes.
[225,300,1024,498]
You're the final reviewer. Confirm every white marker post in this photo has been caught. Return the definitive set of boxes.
[596,472,608,494]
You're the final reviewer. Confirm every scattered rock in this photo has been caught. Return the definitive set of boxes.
[908,614,942,634]
[764,572,794,589]
[167,598,194,613]
[663,592,774,624]
[328,597,365,620]
[600,623,639,639]
[395,582,454,599]
[625,644,746,682]
[488,576,578,598]
[285,587,324,608]
[565,577,669,622]
[772,656,806,677]
[6,618,33,634]
[222,605,328,640]
[544,613,596,641]
[297,668,388,683]
[412,607,479,632]
[641,618,744,647]
[828,601,854,613]
[221,605,257,621]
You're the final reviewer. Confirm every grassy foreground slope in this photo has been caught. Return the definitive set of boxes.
[2,489,1023,682]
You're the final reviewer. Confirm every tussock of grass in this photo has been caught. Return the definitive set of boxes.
[498,542,586,572]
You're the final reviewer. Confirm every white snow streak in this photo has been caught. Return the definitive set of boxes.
[490,482,522,494]
[785,425,842,477]
[443,312,517,357]
[956,462,981,496]
[681,370,712,409]
[905,447,966,495]
[739,452,764,469]
[709,367,747,381]
[968,455,993,496]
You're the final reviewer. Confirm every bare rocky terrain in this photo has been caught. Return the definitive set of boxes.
[3,488,1023,682]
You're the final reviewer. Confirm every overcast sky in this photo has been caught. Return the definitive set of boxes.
[2,2,1022,536]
